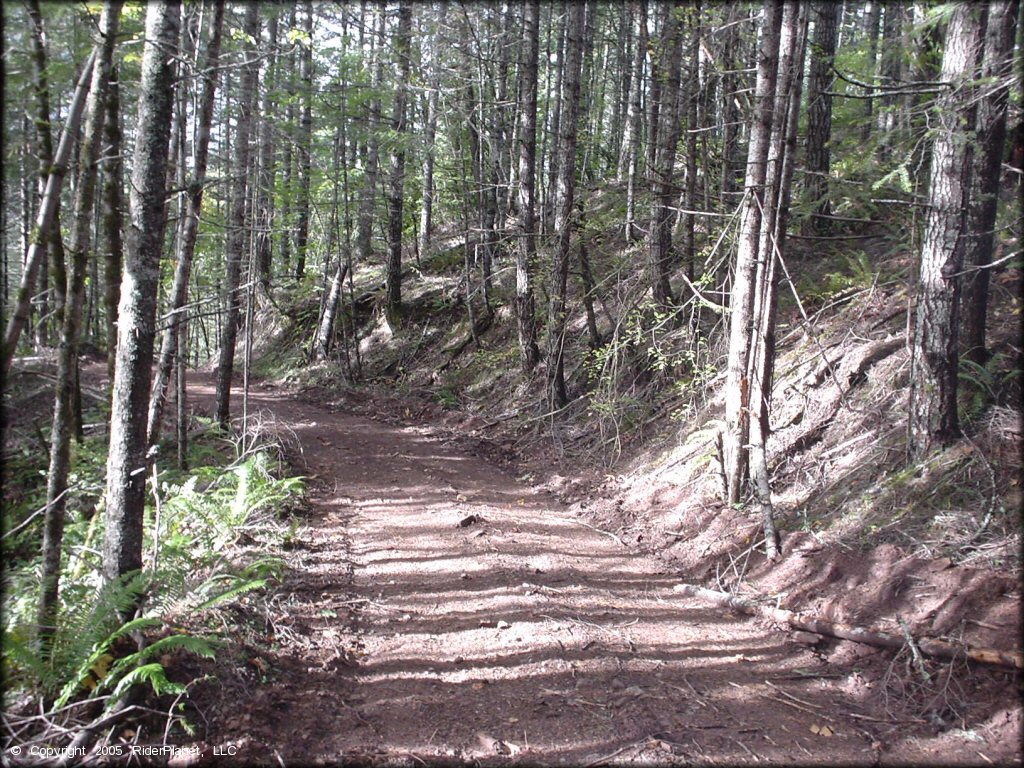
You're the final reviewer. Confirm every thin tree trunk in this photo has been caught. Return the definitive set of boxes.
[963,0,1019,365]
[861,0,881,141]
[102,69,124,391]
[385,1,412,325]
[623,0,647,239]
[26,0,66,350]
[214,2,259,430]
[418,5,445,258]
[2,51,97,377]
[548,0,586,408]
[747,1,807,560]
[103,0,179,584]
[255,8,279,293]
[908,3,984,459]
[648,2,685,310]
[292,0,314,282]
[804,0,839,233]
[39,0,122,648]
[355,4,383,311]
[514,0,542,372]
[147,0,225,446]
[315,120,349,361]
[722,0,783,505]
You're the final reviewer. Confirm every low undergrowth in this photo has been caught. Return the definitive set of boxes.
[1,404,305,754]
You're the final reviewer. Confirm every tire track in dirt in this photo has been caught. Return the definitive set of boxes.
[192,378,980,766]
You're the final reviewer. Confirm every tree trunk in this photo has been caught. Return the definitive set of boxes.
[39,0,122,648]
[255,8,279,293]
[875,2,904,156]
[418,5,445,258]
[1,50,97,377]
[103,0,179,583]
[214,2,259,430]
[623,0,647,240]
[908,3,984,459]
[26,0,67,351]
[385,1,413,326]
[804,0,839,233]
[293,0,314,282]
[147,0,225,446]
[102,69,124,391]
[747,1,807,560]
[547,0,587,408]
[719,3,743,211]
[648,2,685,310]
[861,0,881,141]
[514,0,542,372]
[355,4,383,312]
[722,0,783,505]
[962,0,1019,365]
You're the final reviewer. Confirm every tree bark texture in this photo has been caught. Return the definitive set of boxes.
[214,2,260,429]
[39,0,122,646]
[722,0,783,505]
[514,0,542,373]
[148,0,225,446]
[547,0,586,408]
[647,2,685,310]
[293,0,315,282]
[385,1,413,326]
[963,0,1019,364]
[804,0,839,233]
[2,50,97,377]
[103,0,180,583]
[909,3,984,459]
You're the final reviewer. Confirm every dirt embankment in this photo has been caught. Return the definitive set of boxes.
[183,371,1020,766]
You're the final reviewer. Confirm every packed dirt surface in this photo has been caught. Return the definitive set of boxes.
[178,375,1020,767]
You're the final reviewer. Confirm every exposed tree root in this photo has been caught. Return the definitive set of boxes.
[674,583,1023,670]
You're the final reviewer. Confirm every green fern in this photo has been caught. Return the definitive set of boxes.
[111,663,186,700]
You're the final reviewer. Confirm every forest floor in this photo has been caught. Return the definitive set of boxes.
[181,373,1020,767]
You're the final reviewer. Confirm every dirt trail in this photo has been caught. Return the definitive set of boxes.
[192,379,1008,766]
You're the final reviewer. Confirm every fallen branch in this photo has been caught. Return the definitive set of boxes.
[674,583,1022,670]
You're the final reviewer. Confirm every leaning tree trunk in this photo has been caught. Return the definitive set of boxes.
[103,0,179,583]
[147,0,225,446]
[385,1,413,326]
[722,0,783,505]
[26,0,68,350]
[214,2,260,430]
[547,0,587,409]
[962,0,1019,365]
[514,0,542,372]
[908,3,984,459]
[38,0,122,649]
[804,0,839,234]
[1,51,97,377]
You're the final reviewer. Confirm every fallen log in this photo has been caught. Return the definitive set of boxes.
[674,583,1022,670]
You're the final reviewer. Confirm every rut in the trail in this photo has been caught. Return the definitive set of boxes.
[199,381,967,766]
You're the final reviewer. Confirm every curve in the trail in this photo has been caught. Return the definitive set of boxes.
[192,379,951,766]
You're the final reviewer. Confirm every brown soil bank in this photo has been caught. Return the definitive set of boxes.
[188,375,1021,766]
